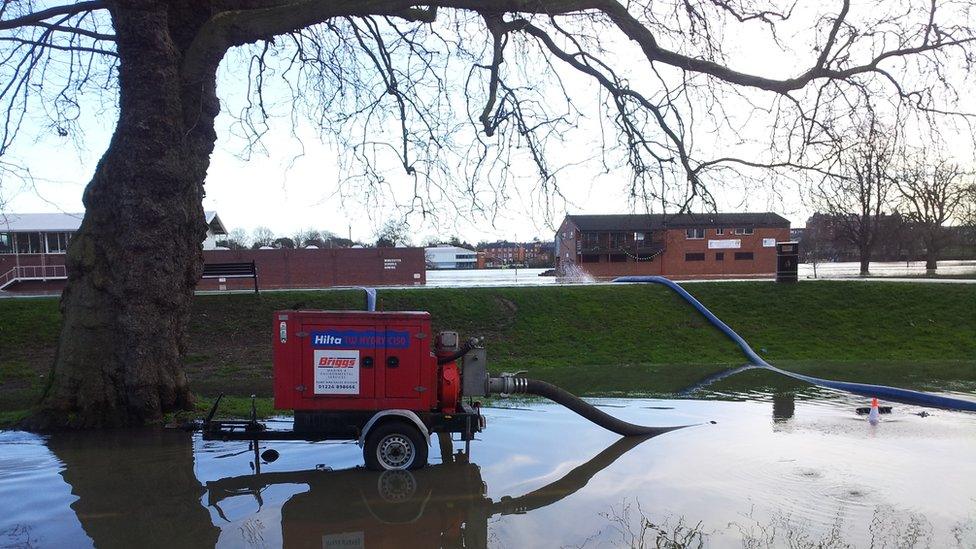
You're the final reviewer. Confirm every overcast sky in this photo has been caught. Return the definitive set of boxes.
[2,2,973,245]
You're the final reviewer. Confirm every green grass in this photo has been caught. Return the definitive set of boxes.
[1,281,974,416]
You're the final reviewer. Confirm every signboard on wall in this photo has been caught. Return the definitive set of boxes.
[763,238,776,247]
[707,239,741,249]
[313,349,360,395]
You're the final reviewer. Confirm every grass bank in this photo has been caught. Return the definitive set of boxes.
[2,281,975,416]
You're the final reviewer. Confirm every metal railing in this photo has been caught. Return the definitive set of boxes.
[0,264,67,289]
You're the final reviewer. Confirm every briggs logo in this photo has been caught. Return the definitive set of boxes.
[318,356,356,368]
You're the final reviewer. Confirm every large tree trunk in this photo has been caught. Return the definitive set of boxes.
[24,2,219,429]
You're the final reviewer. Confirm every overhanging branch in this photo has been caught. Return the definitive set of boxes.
[0,1,106,30]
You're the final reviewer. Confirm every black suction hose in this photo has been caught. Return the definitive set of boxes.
[525,379,687,436]
[490,376,692,436]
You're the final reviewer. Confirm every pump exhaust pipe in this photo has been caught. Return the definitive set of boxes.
[488,375,689,437]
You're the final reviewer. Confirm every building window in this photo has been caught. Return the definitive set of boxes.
[715,252,724,261]
[609,254,627,262]
[15,232,43,254]
[634,232,645,241]
[582,233,600,248]
[609,233,626,248]
[715,228,724,235]
[685,252,705,261]
[0,233,12,254]
[734,252,754,260]
[45,232,71,253]
[685,228,705,240]
[733,227,755,235]
[581,254,600,263]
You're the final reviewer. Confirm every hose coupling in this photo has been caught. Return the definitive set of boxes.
[488,372,529,396]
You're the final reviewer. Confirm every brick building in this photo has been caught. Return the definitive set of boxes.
[477,240,555,268]
[555,213,790,279]
[522,240,555,268]
[478,240,524,267]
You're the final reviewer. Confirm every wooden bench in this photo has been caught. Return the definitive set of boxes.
[201,261,259,293]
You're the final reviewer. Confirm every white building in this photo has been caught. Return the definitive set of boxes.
[425,245,478,269]
[0,211,228,254]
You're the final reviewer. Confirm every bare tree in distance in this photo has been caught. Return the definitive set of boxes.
[893,155,971,273]
[3,1,975,427]
[293,228,322,248]
[375,219,411,247]
[251,226,275,249]
[227,227,250,249]
[809,116,900,275]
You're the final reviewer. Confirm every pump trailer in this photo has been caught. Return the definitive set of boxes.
[202,298,685,471]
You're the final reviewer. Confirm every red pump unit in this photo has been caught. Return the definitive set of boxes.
[203,308,489,471]
[273,310,451,412]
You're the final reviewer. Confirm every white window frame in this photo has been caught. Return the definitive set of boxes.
[715,228,724,235]
[0,232,13,254]
[685,228,705,240]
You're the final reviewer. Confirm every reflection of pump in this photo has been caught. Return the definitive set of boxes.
[205,436,652,548]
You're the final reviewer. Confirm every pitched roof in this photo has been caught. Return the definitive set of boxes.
[1,211,225,233]
[0,212,83,232]
[564,212,789,231]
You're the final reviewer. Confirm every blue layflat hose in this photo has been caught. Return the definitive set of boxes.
[613,276,976,412]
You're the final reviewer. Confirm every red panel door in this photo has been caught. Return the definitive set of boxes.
[382,324,422,399]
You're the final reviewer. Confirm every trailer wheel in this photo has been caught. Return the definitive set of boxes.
[364,421,428,471]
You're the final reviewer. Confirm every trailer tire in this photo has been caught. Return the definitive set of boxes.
[364,421,428,471]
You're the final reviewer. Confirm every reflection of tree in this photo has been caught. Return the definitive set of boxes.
[600,500,707,549]
[731,504,940,548]
[47,431,219,548]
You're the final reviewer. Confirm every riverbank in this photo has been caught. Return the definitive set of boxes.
[2,282,974,418]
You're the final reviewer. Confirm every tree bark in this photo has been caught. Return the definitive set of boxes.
[24,2,220,429]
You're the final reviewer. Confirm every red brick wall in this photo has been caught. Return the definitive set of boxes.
[657,227,790,278]
[2,248,427,293]
[198,247,427,290]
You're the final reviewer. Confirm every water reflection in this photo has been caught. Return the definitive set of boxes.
[772,392,795,422]
[206,436,651,548]
[47,430,219,548]
[4,396,975,547]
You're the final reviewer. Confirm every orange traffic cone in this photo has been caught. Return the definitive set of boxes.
[868,397,880,425]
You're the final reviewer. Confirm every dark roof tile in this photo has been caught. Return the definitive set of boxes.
[564,212,789,231]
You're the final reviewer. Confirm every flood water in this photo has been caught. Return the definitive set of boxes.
[423,260,976,287]
[2,392,976,548]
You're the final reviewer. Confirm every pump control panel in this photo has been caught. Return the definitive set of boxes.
[273,310,438,412]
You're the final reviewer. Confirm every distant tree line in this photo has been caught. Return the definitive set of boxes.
[216,227,361,250]
[806,118,975,274]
